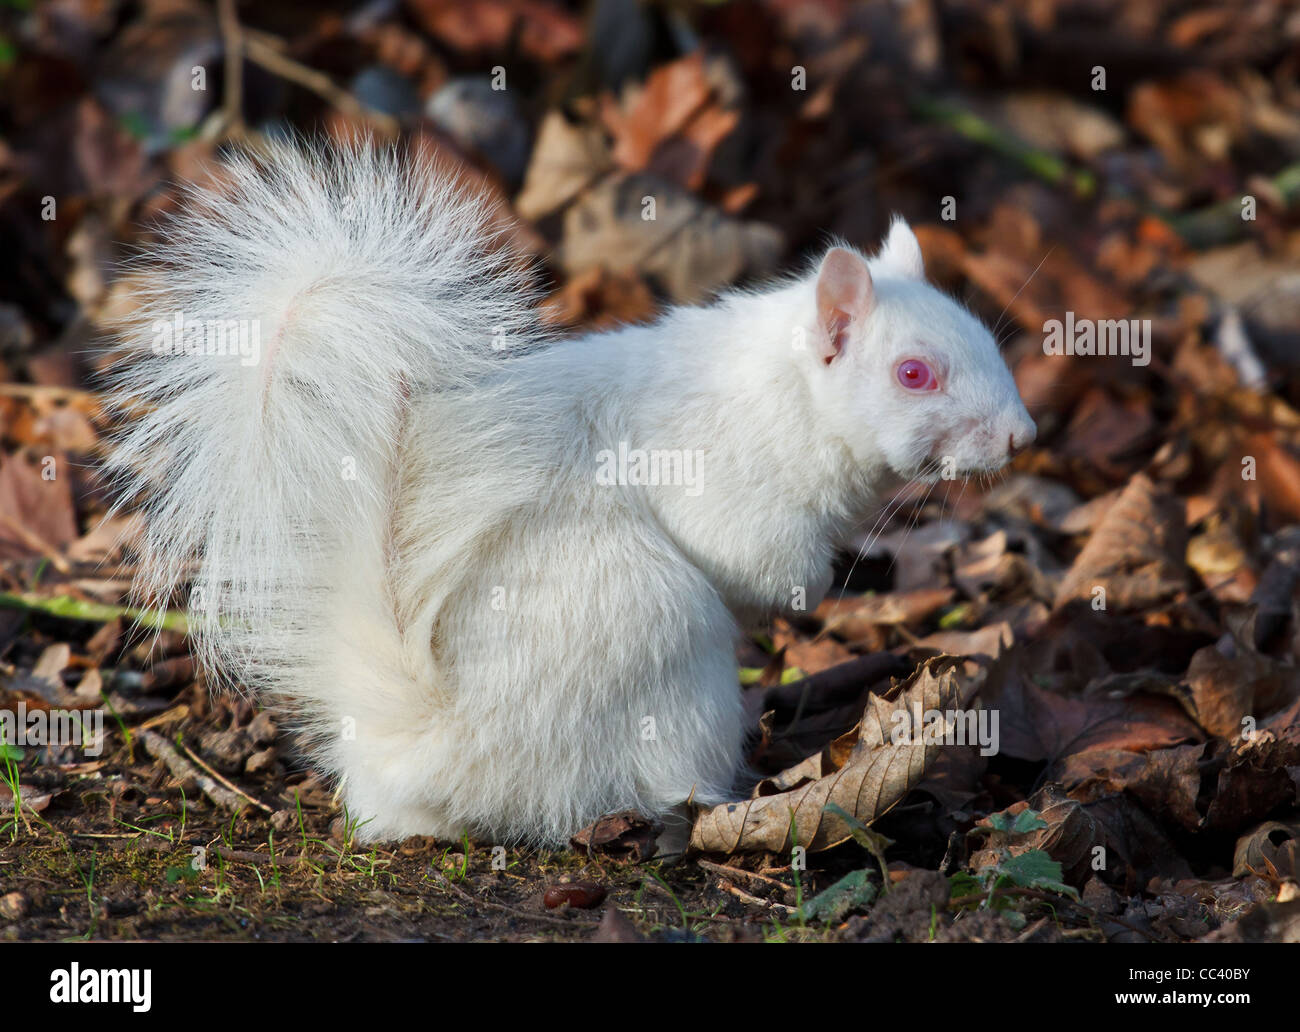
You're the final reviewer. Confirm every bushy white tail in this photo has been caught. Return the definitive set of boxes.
[106,141,536,696]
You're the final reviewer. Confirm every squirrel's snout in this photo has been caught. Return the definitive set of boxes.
[1007,419,1037,459]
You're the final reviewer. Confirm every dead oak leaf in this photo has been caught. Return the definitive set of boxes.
[1184,642,1300,740]
[604,53,738,192]
[1054,472,1188,613]
[688,656,979,856]
[0,448,78,564]
[1204,728,1300,834]
[979,650,1202,765]
[1059,744,1206,832]
[970,784,1103,887]
[571,810,661,863]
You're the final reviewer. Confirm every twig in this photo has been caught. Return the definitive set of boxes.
[1168,161,1300,248]
[216,0,246,137]
[174,738,274,813]
[715,878,797,916]
[140,729,246,813]
[0,516,70,575]
[909,94,1096,198]
[214,845,305,864]
[697,858,796,903]
[241,33,399,137]
[0,592,188,632]
[0,383,99,404]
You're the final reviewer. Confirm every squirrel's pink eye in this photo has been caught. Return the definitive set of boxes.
[897,359,938,391]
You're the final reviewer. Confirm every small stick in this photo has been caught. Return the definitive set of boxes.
[214,845,307,865]
[697,858,795,903]
[716,878,796,916]
[216,0,246,137]
[140,729,245,813]
[241,34,399,137]
[0,383,99,404]
[174,738,274,813]
[0,515,70,574]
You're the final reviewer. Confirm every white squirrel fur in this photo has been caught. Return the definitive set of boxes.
[107,141,1035,846]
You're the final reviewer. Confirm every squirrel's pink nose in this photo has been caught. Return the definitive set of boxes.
[1007,417,1037,459]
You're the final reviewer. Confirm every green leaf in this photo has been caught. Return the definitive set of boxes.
[1011,809,1048,834]
[797,869,878,923]
[997,849,1079,899]
[824,802,893,884]
[987,807,1048,835]
[164,863,200,884]
[938,604,971,629]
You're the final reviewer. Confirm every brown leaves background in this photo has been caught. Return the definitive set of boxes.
[2,0,1300,941]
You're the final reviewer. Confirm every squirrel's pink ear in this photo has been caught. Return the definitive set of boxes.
[877,217,925,280]
[815,247,874,364]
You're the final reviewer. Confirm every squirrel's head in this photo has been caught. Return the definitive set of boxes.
[801,219,1035,485]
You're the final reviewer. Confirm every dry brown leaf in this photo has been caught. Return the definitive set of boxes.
[970,785,1103,887]
[910,622,1015,662]
[0,448,78,564]
[1204,727,1300,833]
[405,0,583,62]
[515,110,612,221]
[1184,642,1300,739]
[570,810,661,863]
[1058,387,1159,473]
[0,783,52,815]
[1232,820,1300,881]
[769,617,853,675]
[815,587,956,639]
[557,172,782,304]
[978,648,1203,764]
[605,53,737,191]
[1054,472,1188,612]
[1244,432,1300,524]
[689,656,980,855]
[1060,744,1206,831]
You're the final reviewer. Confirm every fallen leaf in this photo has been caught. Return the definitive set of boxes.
[0,448,78,563]
[1183,642,1300,739]
[1054,472,1188,613]
[570,810,661,863]
[978,649,1203,765]
[814,587,956,639]
[515,110,612,221]
[1060,744,1206,831]
[604,53,738,191]
[689,656,979,855]
[1232,820,1300,881]
[970,785,1103,887]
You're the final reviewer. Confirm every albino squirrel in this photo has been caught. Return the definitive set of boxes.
[108,142,1035,846]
